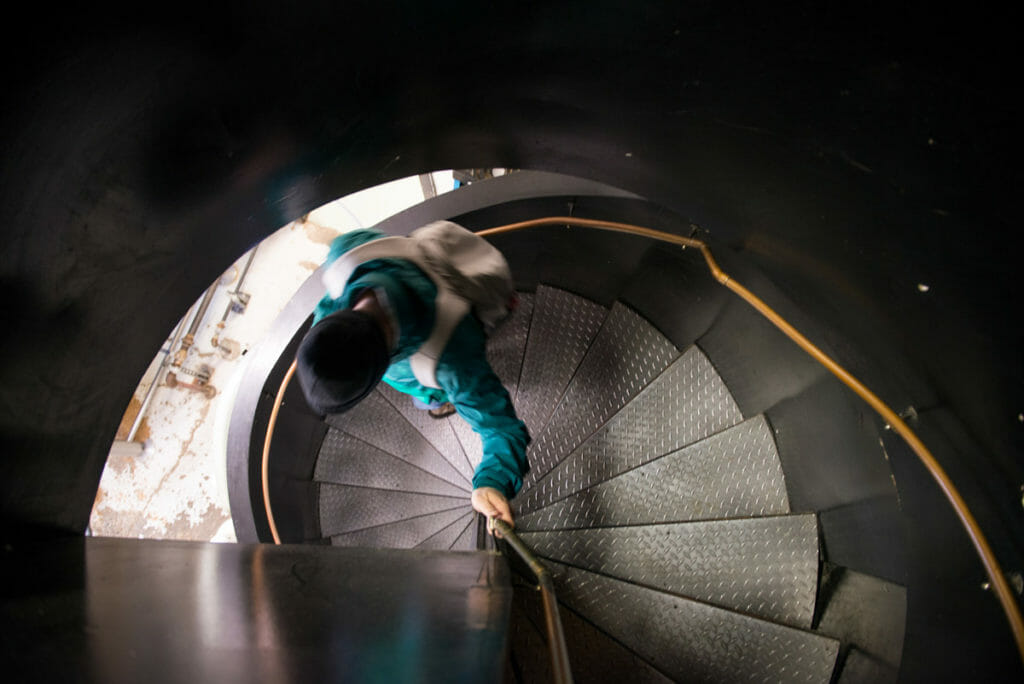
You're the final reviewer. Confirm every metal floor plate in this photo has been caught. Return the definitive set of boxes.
[318,483,466,537]
[512,578,674,683]
[327,390,470,490]
[520,514,820,628]
[486,292,535,396]
[416,511,476,550]
[315,428,469,496]
[517,415,790,530]
[548,560,839,683]
[519,346,743,513]
[330,505,473,548]
[451,516,479,550]
[514,285,608,439]
[376,382,476,484]
[520,301,679,491]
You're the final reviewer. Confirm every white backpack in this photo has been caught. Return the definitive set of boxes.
[321,221,516,389]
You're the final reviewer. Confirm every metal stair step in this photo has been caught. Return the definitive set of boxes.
[520,514,820,628]
[315,428,469,497]
[518,415,790,530]
[326,390,470,490]
[518,346,745,514]
[486,291,535,396]
[548,560,839,683]
[329,505,473,548]
[318,483,466,537]
[510,578,673,683]
[375,382,476,484]
[514,285,609,439]
[416,510,477,550]
[519,301,680,492]
[451,516,479,550]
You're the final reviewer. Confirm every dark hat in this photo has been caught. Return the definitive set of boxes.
[295,309,390,415]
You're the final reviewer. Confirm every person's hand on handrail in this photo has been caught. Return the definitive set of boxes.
[472,486,514,530]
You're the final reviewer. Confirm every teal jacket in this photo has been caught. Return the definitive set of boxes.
[313,229,531,498]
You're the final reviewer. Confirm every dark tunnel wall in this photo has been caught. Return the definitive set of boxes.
[1,2,1021,679]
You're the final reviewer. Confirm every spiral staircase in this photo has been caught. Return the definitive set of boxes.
[304,260,906,682]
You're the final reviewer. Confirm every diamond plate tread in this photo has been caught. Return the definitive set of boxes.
[548,560,840,683]
[450,515,479,550]
[519,301,680,492]
[486,291,535,396]
[375,383,476,484]
[513,580,674,683]
[520,514,819,628]
[519,346,744,513]
[329,505,472,549]
[518,415,790,530]
[514,285,609,439]
[415,510,476,550]
[326,390,470,490]
[315,428,469,497]
[449,412,483,475]
[318,483,466,536]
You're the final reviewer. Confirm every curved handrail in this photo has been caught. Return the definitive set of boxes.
[260,215,1024,663]
[490,517,573,684]
[478,217,1024,663]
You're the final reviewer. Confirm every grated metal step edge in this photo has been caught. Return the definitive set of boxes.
[520,513,820,629]
[329,505,472,549]
[518,345,745,514]
[514,285,609,440]
[517,414,790,530]
[519,301,680,492]
[315,427,469,497]
[548,560,840,683]
[318,482,467,537]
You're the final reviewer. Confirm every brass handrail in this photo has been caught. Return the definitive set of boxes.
[478,216,1024,663]
[490,518,573,684]
[261,215,1024,664]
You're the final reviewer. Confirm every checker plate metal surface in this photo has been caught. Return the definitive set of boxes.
[326,390,469,489]
[486,292,534,396]
[451,517,479,550]
[449,414,483,475]
[521,514,820,628]
[549,560,839,683]
[520,302,679,491]
[318,483,465,536]
[513,579,673,683]
[329,506,472,548]
[416,511,476,550]
[315,428,468,496]
[514,285,608,439]
[518,415,790,530]
[520,346,743,513]
[376,383,475,484]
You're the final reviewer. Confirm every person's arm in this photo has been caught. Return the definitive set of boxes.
[436,318,530,526]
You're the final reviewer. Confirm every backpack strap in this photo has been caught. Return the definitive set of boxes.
[321,236,468,389]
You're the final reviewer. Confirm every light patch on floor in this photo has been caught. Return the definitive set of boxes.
[89,171,455,542]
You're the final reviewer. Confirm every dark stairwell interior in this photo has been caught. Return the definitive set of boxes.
[2,4,1021,682]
